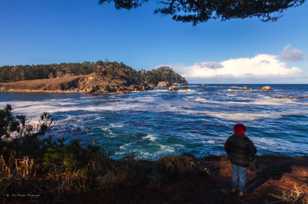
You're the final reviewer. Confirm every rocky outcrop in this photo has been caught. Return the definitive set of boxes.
[141,66,187,87]
[156,81,170,89]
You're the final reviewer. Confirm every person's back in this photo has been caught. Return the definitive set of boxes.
[224,123,256,196]
[225,134,256,167]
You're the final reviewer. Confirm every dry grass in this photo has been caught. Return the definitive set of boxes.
[0,75,85,92]
[0,155,35,178]
[269,184,307,204]
[0,155,11,177]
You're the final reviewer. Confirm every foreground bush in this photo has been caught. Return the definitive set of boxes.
[0,105,114,194]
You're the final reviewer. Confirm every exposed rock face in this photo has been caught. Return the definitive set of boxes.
[0,62,187,94]
[156,81,170,89]
[78,73,147,94]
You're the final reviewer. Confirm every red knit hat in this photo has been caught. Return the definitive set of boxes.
[233,123,246,137]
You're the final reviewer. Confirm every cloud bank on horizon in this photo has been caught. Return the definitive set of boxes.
[175,48,306,83]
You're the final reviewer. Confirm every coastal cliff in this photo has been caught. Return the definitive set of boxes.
[0,62,187,94]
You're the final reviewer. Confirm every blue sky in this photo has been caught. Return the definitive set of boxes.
[0,0,307,83]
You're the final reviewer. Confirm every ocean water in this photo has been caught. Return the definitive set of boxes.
[1,84,308,159]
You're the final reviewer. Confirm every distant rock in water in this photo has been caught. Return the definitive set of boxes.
[260,86,273,91]
[0,62,187,94]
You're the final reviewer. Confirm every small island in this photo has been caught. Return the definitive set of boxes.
[0,61,187,94]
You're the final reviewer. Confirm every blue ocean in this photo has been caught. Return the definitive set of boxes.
[1,84,308,159]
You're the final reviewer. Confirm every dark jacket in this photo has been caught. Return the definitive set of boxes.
[224,134,257,167]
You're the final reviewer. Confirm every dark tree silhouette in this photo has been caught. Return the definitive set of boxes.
[99,0,305,24]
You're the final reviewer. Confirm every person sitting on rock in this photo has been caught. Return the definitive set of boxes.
[224,123,257,196]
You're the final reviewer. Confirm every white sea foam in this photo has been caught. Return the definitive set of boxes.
[119,143,132,150]
[3,96,308,123]
[158,144,175,153]
[201,108,308,121]
[190,94,300,108]
[177,89,195,94]
[206,140,216,144]
[190,96,253,105]
[142,134,157,142]
[194,97,208,103]
[100,127,116,137]
[124,95,156,103]
[115,143,176,160]
[110,123,124,128]
[252,137,308,153]
[253,97,296,105]
[0,99,147,118]
[202,111,280,121]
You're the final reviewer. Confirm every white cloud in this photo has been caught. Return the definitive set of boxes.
[178,54,302,83]
[281,45,304,62]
